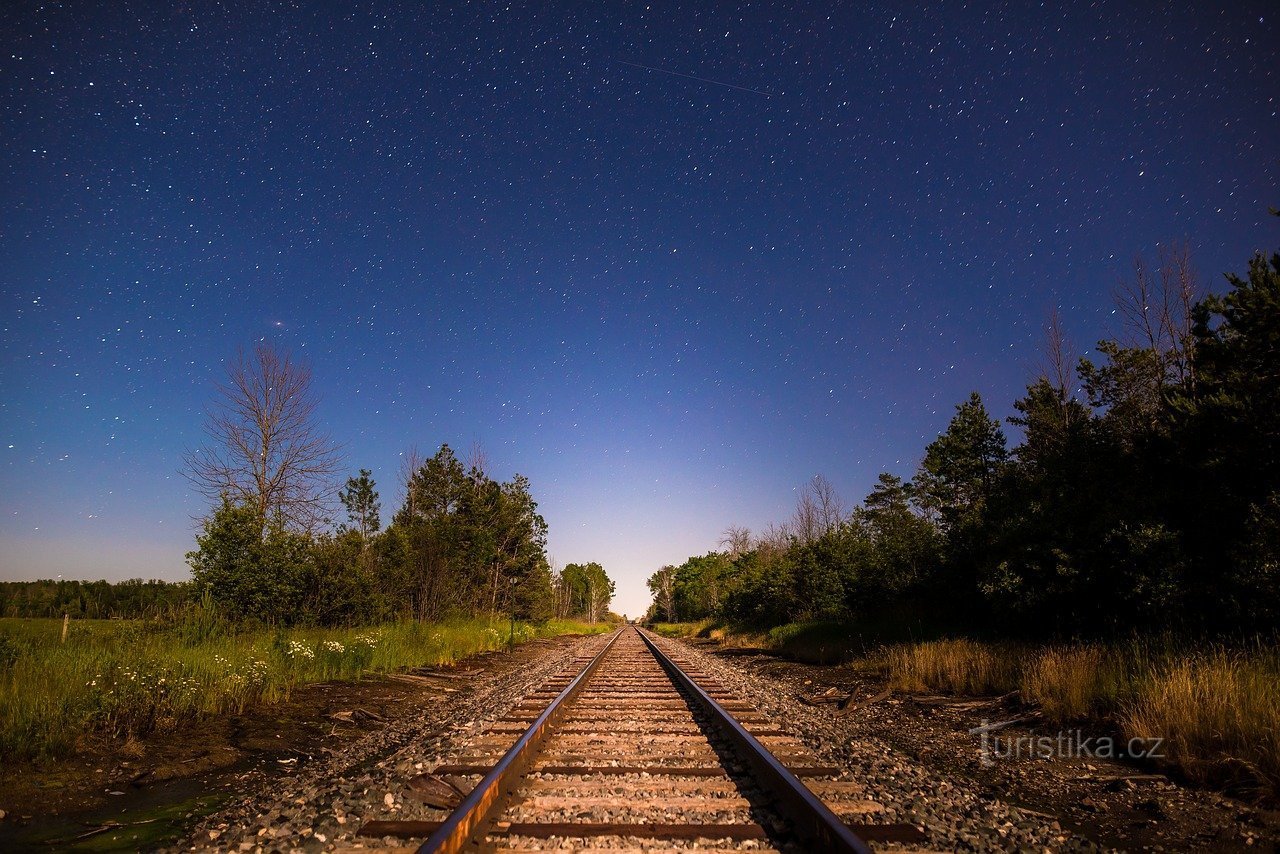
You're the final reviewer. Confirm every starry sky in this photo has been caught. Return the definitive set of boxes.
[2,2,1276,616]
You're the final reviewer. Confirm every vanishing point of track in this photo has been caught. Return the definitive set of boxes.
[356,626,925,852]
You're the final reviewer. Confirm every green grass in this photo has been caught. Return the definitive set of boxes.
[0,615,607,762]
[648,621,715,639]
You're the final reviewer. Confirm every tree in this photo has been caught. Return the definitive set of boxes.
[1169,249,1280,627]
[790,475,844,544]
[673,553,733,619]
[719,525,753,559]
[647,565,677,622]
[855,473,941,598]
[562,562,614,622]
[186,498,311,623]
[382,444,555,622]
[339,469,381,543]
[184,343,344,534]
[914,392,1008,532]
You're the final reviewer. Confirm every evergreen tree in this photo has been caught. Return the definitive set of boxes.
[914,392,1008,532]
[339,469,381,542]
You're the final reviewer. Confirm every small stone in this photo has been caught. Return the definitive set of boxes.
[315,833,327,843]
[384,792,395,807]
[208,829,221,840]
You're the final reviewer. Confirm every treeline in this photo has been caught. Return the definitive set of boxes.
[188,444,615,627]
[649,243,1280,639]
[0,579,192,619]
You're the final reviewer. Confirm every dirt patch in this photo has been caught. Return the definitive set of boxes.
[0,636,584,851]
[687,638,1280,852]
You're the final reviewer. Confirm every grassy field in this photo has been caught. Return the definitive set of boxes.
[650,620,1280,792]
[0,614,608,762]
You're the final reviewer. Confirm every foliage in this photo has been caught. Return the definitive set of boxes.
[559,562,614,622]
[181,441,605,628]
[0,615,608,763]
[0,578,192,619]
[185,499,311,623]
[649,238,1280,640]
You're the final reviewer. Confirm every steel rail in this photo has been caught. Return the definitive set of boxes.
[636,627,875,854]
[416,627,625,854]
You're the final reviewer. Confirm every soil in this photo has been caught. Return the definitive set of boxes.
[682,638,1280,853]
[0,636,586,852]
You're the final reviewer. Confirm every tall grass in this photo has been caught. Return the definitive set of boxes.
[1121,645,1280,788]
[0,614,606,762]
[867,636,1280,791]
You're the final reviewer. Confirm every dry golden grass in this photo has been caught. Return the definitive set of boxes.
[879,638,1021,696]
[869,636,1280,792]
[1120,646,1280,789]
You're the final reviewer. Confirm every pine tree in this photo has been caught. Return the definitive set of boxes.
[339,469,381,542]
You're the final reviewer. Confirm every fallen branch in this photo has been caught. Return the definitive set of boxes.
[59,818,159,843]
[840,688,891,714]
[406,773,468,809]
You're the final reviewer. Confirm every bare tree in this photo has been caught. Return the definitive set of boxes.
[1115,241,1202,385]
[810,474,845,534]
[791,489,820,544]
[1040,308,1077,396]
[1037,307,1082,427]
[396,445,425,522]
[719,525,753,558]
[463,440,490,480]
[791,475,843,543]
[183,343,344,533]
[757,521,793,552]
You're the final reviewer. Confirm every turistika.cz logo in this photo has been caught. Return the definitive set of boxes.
[969,719,1165,767]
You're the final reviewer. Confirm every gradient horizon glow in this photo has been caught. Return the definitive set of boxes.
[2,3,1276,616]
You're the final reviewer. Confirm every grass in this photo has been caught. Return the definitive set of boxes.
[0,614,607,762]
[865,636,1280,791]
[648,619,863,664]
[652,620,1280,792]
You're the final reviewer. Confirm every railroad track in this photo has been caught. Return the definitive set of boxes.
[355,626,926,852]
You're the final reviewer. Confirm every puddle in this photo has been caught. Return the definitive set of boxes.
[0,776,228,852]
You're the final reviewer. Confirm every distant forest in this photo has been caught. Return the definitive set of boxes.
[3,445,616,628]
[0,579,190,620]
[649,242,1280,639]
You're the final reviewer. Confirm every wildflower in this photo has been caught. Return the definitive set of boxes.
[285,641,315,660]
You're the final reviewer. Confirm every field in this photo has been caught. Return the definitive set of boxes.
[651,620,1280,792]
[0,614,608,762]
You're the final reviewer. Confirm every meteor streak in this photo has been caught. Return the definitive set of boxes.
[618,59,774,98]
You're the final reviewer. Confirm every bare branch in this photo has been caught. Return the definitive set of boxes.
[1039,307,1078,397]
[719,525,753,558]
[183,343,344,533]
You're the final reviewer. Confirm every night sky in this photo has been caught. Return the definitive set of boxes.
[2,3,1276,616]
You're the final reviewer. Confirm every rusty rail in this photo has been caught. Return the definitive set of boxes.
[637,627,874,854]
[415,627,625,854]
